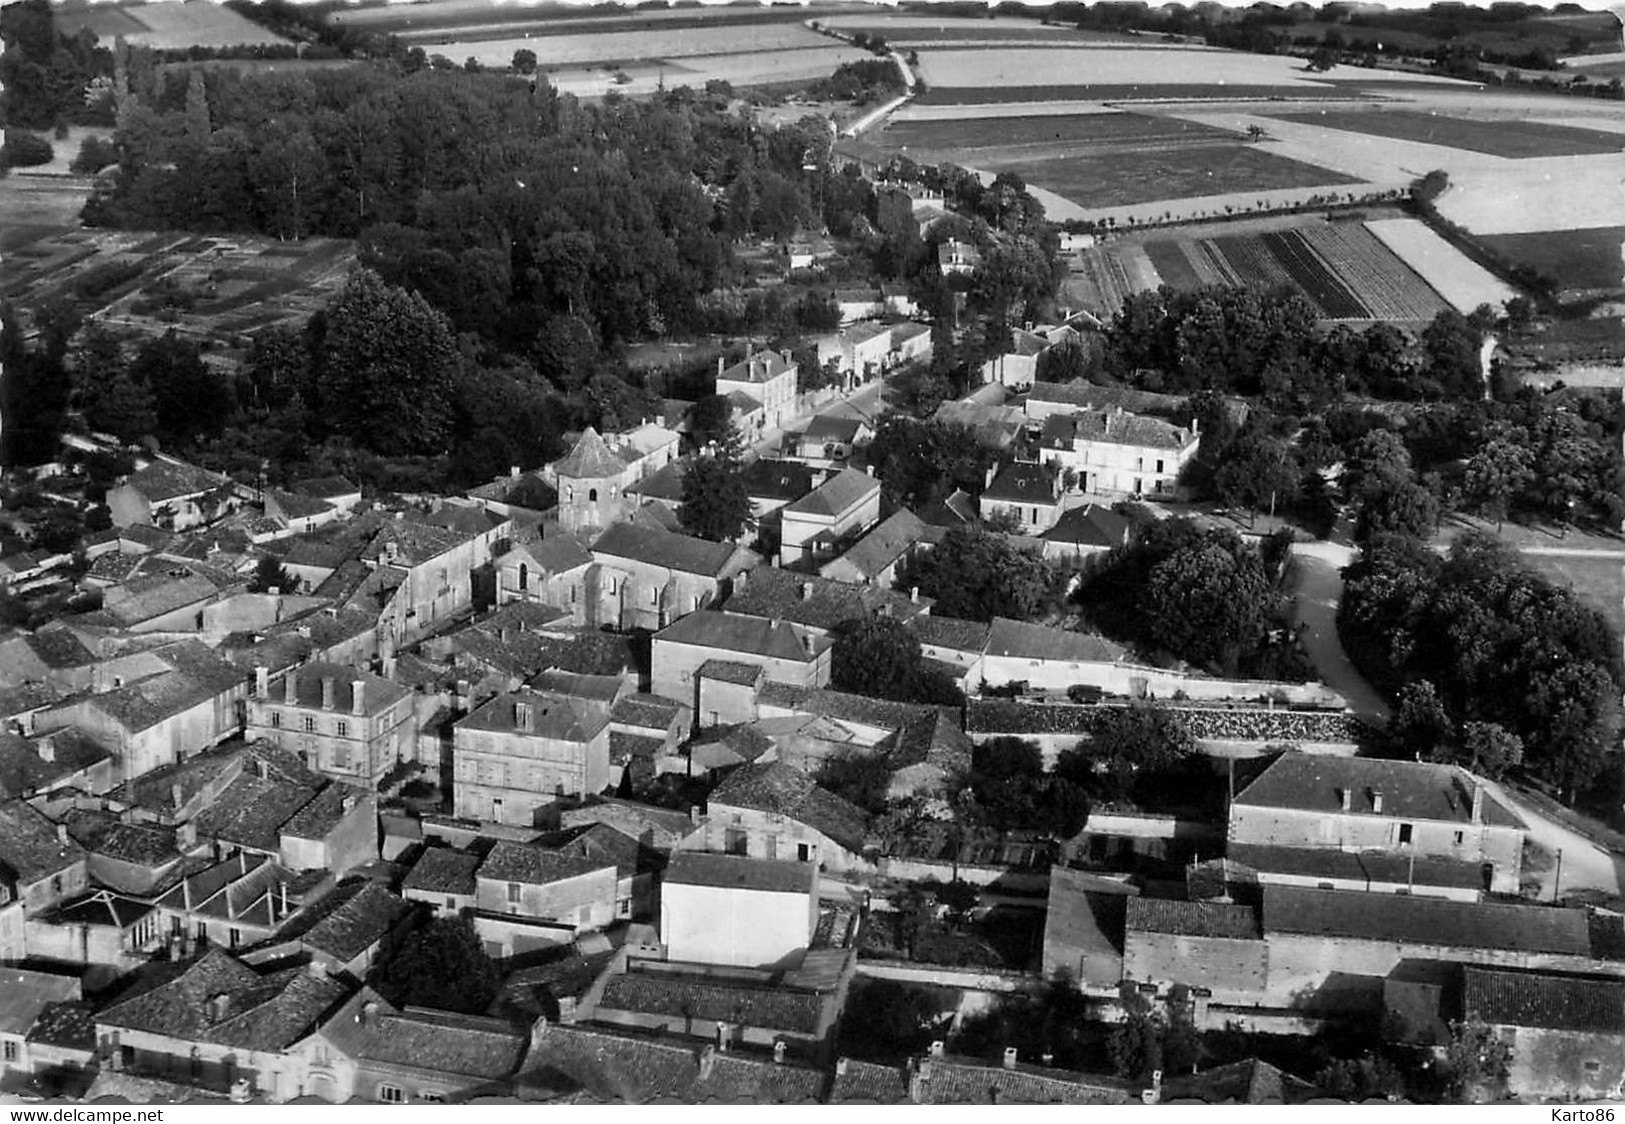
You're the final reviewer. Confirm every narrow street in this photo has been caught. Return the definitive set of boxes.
[1287,537,1392,726]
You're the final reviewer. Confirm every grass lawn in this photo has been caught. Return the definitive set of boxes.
[1277,108,1625,158]
[1477,227,1625,292]
[915,83,1359,104]
[989,144,1358,208]
[1518,551,1625,645]
[876,111,1236,153]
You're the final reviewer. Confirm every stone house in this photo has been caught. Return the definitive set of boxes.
[107,461,237,532]
[245,663,417,789]
[716,351,799,434]
[589,522,756,633]
[650,611,832,719]
[1037,407,1199,499]
[678,761,869,876]
[660,852,819,970]
[452,689,612,826]
[778,468,881,570]
[473,840,619,932]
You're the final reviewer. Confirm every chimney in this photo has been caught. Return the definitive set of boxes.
[773,1041,786,1065]
[37,736,54,764]
[800,582,814,602]
[514,701,533,732]
[910,586,919,604]
[351,680,366,716]
[835,1058,849,1077]
[717,356,726,378]
[284,670,298,705]
[176,819,196,850]
[1002,1047,1018,1070]
[277,881,288,917]
[341,794,357,813]
[307,959,326,979]
[558,996,578,1024]
[1472,783,1484,824]
[510,465,521,479]
[715,1023,731,1053]
[209,994,231,1021]
[689,804,701,825]
[1339,787,1351,812]
[171,783,184,813]
[929,1041,944,1058]
[55,822,69,846]
[1372,789,1385,815]
[909,1059,933,1103]
[254,667,269,698]
[255,757,269,780]
[321,677,336,710]
[361,1001,379,1028]
[382,656,398,680]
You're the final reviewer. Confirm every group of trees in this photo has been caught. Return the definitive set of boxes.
[808,58,905,104]
[896,526,1057,624]
[1339,531,1624,800]
[1073,516,1305,679]
[0,0,113,132]
[830,615,965,707]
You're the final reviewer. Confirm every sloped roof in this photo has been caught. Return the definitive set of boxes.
[0,969,80,1038]
[97,951,351,1052]
[0,798,85,883]
[983,462,1058,506]
[1233,754,1523,828]
[275,880,410,964]
[598,971,823,1034]
[1226,843,1487,891]
[458,690,610,743]
[402,847,482,897]
[610,693,684,732]
[719,351,795,386]
[1042,504,1132,549]
[505,536,594,576]
[1023,380,1184,415]
[655,610,828,664]
[725,566,926,633]
[591,522,743,578]
[709,762,868,854]
[272,661,410,716]
[984,618,1125,664]
[291,476,358,500]
[740,459,817,504]
[913,1054,1133,1104]
[664,851,816,895]
[119,461,229,503]
[755,683,926,731]
[830,1058,909,1104]
[553,427,631,480]
[825,509,936,581]
[558,798,696,851]
[782,469,879,520]
[1161,1058,1327,1105]
[477,840,613,887]
[908,615,990,654]
[361,519,471,568]
[1261,885,1594,955]
[1463,965,1625,1034]
[342,1000,529,1082]
[1126,897,1260,940]
[190,771,320,854]
[0,728,111,799]
[1066,408,1195,451]
[267,490,334,521]
[102,572,219,626]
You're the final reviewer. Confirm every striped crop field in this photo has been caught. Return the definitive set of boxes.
[1068,219,1450,322]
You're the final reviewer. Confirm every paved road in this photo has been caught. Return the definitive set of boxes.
[1480,778,1623,898]
[1287,538,1392,725]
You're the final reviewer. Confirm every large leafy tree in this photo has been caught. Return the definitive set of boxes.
[1057,703,1196,801]
[679,430,750,543]
[371,914,500,1015]
[896,526,1053,623]
[830,615,963,706]
[313,268,458,455]
[1145,534,1276,673]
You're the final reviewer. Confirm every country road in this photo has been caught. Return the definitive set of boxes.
[1287,538,1392,725]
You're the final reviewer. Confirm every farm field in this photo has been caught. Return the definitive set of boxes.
[1273,109,1625,158]
[1366,218,1518,313]
[1477,227,1625,294]
[988,145,1358,211]
[540,46,868,97]
[914,46,1362,91]
[330,2,841,34]
[405,21,828,60]
[874,111,1238,154]
[817,13,1151,45]
[914,84,1366,105]
[56,2,289,49]
[1067,218,1449,322]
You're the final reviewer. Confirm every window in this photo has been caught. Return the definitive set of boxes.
[332,742,350,770]
[507,882,522,904]
[445,897,456,911]
[229,927,241,948]
[303,715,316,734]
[1584,1061,1602,1075]
[797,843,811,862]
[518,563,529,591]
[51,875,61,895]
[1453,830,1465,845]
[3,1041,18,1063]
[1398,823,1414,845]
[336,720,348,739]
[1156,460,1165,474]
[197,920,208,940]
[378,1085,405,1104]
[420,1092,445,1104]
[270,711,281,729]
[589,488,598,503]
[618,898,631,917]
[764,835,778,861]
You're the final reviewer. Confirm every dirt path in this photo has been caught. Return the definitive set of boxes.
[1287,536,1392,726]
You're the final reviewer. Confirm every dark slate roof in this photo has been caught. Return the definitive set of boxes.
[280,783,365,842]
[120,461,229,502]
[0,799,85,883]
[272,661,409,716]
[755,683,925,730]
[740,459,817,504]
[655,611,828,663]
[26,1000,97,1050]
[664,852,816,895]
[1126,897,1261,940]
[558,798,697,852]
[719,350,795,386]
[983,462,1058,506]
[1042,504,1132,549]
[984,617,1126,664]
[699,659,765,686]
[591,522,741,578]
[191,772,321,854]
[349,1003,528,1081]
[913,1055,1134,1105]
[1462,966,1625,1034]
[97,951,352,1052]
[725,566,925,633]
[1161,1058,1327,1105]
[889,710,973,776]
[291,475,358,500]
[477,840,613,887]
[1226,843,1487,891]
[275,880,410,963]
[1064,407,1195,451]
[610,693,684,732]
[782,468,879,519]
[0,728,111,799]
[709,762,869,854]
[522,1024,697,1103]
[542,823,657,879]
[553,428,630,479]
[1024,379,1184,415]
[458,689,610,743]
[1233,754,1524,828]
[598,971,823,1034]
[401,847,481,897]
[1261,885,1594,955]
[827,509,938,580]
[693,1051,828,1104]
[505,535,593,576]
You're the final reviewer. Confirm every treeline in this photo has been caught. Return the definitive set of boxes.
[809,58,904,105]
[0,0,114,131]
[1340,532,1623,800]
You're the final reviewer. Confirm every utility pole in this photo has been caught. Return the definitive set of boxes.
[1553,848,1563,903]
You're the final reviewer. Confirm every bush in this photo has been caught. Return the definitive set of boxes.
[2,131,54,169]
[70,135,119,175]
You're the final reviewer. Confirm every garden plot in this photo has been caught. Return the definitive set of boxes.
[417,22,832,67]
[914,47,1346,91]
[1274,109,1625,159]
[1366,218,1517,312]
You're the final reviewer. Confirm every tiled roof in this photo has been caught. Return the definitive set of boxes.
[70,815,179,868]
[625,461,687,503]
[1062,408,1196,451]
[276,880,410,963]
[458,689,610,743]
[830,1058,909,1103]
[553,427,631,479]
[362,519,471,567]
[0,682,66,720]
[0,799,85,884]
[26,1000,97,1050]
[508,535,594,576]
[102,572,219,626]
[1234,754,1523,828]
[97,951,351,1052]
[1042,504,1132,549]
[558,799,697,851]
[983,617,1126,664]
[599,971,823,1034]
[825,509,936,581]
[783,468,879,520]
[591,522,742,578]
[694,1051,827,1104]
[0,969,80,1037]
[610,693,684,732]
[655,610,828,664]
[266,490,333,520]
[709,762,868,854]
[477,839,613,887]
[802,415,866,443]
[725,566,925,633]
[983,462,1058,506]
[890,710,972,776]
[291,476,358,500]
[908,615,990,653]
[719,350,795,386]
[544,823,655,879]
[755,683,925,730]
[726,389,764,413]
[1161,1058,1326,1104]
[913,1055,1133,1104]
[1261,885,1595,955]
[1126,897,1260,940]
[0,728,111,798]
[414,504,505,537]
[1226,843,1487,891]
[1462,966,1625,1033]
[280,782,365,842]
[1023,380,1184,415]
[402,846,481,897]
[932,401,1025,449]
[698,658,764,686]
[664,851,816,895]
[270,661,411,716]
[191,772,320,853]
[26,629,95,669]
[349,1001,528,1082]
[110,740,311,819]
[120,461,229,503]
